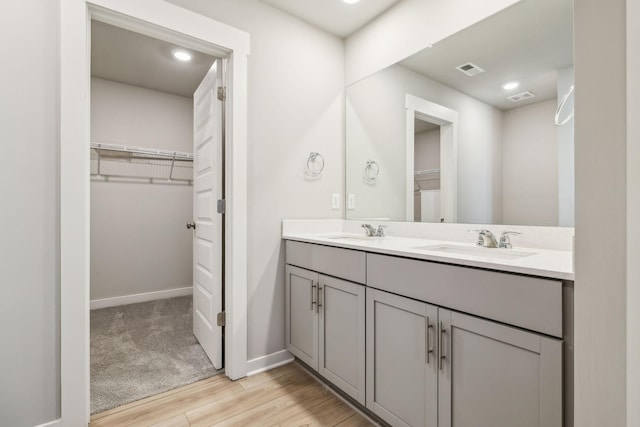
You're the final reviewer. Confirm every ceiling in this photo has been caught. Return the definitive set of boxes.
[91,21,216,98]
[91,0,573,109]
[260,0,402,37]
[400,0,573,110]
[415,119,439,134]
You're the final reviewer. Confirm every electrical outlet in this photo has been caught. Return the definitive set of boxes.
[331,193,340,210]
[348,194,356,210]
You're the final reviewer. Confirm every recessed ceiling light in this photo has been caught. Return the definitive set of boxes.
[502,82,520,90]
[342,0,361,4]
[172,50,192,62]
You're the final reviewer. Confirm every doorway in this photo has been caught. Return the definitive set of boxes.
[405,95,459,223]
[413,118,442,222]
[59,2,249,424]
[88,20,224,413]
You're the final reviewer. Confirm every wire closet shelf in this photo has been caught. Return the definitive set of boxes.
[90,143,194,183]
[414,168,441,192]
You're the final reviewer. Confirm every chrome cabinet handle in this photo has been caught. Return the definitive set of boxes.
[317,285,323,313]
[186,221,196,230]
[425,316,434,364]
[310,281,317,311]
[439,321,446,370]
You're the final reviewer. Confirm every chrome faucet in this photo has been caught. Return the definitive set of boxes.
[472,229,499,248]
[362,224,376,236]
[361,224,386,237]
[499,231,521,249]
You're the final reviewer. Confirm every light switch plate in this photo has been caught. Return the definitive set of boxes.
[331,193,340,210]
[348,194,356,210]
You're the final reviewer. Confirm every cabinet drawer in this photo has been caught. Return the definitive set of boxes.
[286,240,366,284]
[367,253,562,337]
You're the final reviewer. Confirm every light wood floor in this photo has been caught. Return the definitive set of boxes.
[90,362,376,427]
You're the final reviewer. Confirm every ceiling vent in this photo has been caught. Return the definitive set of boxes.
[507,91,536,103]
[456,62,485,77]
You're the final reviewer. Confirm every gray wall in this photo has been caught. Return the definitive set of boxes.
[502,99,558,226]
[90,78,193,301]
[575,0,628,425]
[414,129,440,172]
[165,0,345,362]
[91,78,193,152]
[0,0,61,425]
[628,1,640,423]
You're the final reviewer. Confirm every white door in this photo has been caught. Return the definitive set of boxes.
[192,59,223,369]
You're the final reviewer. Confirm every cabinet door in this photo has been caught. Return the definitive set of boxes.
[438,308,563,427]
[285,265,319,370]
[318,275,366,405]
[366,289,438,427]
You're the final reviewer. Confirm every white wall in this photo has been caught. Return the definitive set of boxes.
[344,0,520,85]
[164,0,345,362]
[346,64,503,224]
[574,0,628,425]
[90,78,193,301]
[0,1,61,425]
[502,99,558,226]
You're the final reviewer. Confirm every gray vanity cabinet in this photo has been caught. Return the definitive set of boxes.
[318,274,366,404]
[285,265,319,370]
[438,308,563,427]
[285,241,567,427]
[285,263,366,405]
[366,286,563,427]
[366,288,438,427]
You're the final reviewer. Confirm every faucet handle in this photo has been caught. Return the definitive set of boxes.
[375,225,387,237]
[470,228,492,234]
[469,229,484,246]
[361,223,375,236]
[469,229,498,248]
[469,229,490,246]
[499,231,521,249]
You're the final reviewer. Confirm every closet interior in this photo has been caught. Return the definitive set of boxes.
[413,118,442,222]
[89,19,219,414]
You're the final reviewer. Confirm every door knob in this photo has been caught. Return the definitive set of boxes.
[186,221,196,230]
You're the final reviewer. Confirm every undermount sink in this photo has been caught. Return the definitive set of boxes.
[413,244,536,260]
[326,234,386,241]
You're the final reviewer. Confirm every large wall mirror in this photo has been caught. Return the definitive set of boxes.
[345,0,574,226]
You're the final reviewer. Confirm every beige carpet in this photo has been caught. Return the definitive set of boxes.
[90,296,219,414]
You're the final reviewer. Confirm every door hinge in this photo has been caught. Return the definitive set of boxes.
[217,199,226,214]
[217,311,226,327]
[217,87,226,101]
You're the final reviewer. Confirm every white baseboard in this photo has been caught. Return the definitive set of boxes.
[90,286,193,310]
[246,349,294,376]
[35,419,62,427]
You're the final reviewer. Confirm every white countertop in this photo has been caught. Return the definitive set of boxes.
[283,231,574,281]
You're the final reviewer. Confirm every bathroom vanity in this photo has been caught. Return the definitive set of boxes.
[283,221,573,427]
